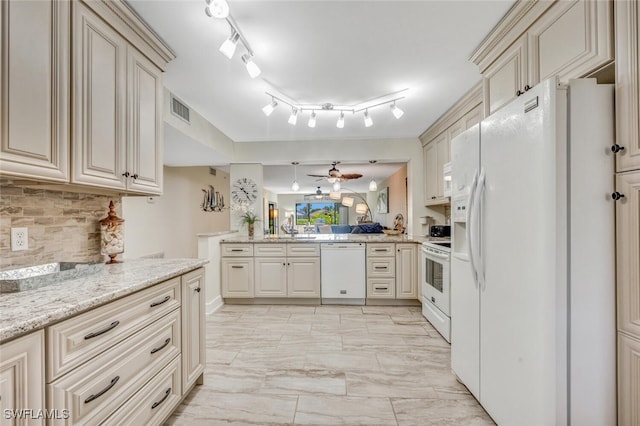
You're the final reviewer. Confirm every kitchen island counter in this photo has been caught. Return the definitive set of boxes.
[0,258,207,343]
[220,234,436,244]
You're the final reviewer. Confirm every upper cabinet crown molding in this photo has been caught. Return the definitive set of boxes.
[80,0,176,70]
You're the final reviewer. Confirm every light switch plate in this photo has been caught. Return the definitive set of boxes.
[11,227,28,251]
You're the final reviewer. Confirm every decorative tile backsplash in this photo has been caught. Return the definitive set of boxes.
[0,185,121,270]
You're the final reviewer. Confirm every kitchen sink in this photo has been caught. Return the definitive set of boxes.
[0,262,104,293]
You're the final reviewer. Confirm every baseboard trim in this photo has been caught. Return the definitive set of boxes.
[206,295,223,315]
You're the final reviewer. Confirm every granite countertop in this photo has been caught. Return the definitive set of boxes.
[220,234,433,244]
[0,258,207,343]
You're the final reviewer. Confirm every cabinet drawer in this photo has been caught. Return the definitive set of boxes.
[254,244,286,257]
[103,355,181,426]
[367,243,395,256]
[47,277,181,382]
[221,244,254,257]
[367,258,395,278]
[287,244,320,257]
[367,278,395,298]
[48,310,181,425]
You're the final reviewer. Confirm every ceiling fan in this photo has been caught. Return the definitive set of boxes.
[307,162,363,182]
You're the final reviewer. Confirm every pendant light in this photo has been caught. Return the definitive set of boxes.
[291,162,300,192]
[368,160,378,191]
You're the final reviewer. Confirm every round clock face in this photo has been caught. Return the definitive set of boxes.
[231,178,258,204]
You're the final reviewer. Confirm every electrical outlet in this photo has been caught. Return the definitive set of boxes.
[11,227,28,251]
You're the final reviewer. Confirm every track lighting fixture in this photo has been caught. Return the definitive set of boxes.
[288,108,299,125]
[363,110,373,127]
[391,102,404,119]
[261,89,408,129]
[219,30,240,59]
[204,0,230,19]
[262,98,278,116]
[242,54,261,79]
[291,162,299,192]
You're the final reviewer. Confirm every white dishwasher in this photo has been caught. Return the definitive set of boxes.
[320,243,366,305]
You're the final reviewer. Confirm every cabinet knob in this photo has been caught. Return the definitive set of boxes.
[431,196,436,200]
[524,85,531,92]
[122,172,130,177]
[132,173,139,180]
[611,144,625,154]
[195,287,201,293]
[516,89,523,97]
[611,192,625,201]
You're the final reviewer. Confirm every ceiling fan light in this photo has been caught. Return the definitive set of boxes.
[262,99,277,116]
[205,0,230,18]
[355,203,369,214]
[332,181,341,192]
[308,111,317,128]
[341,196,354,207]
[369,179,378,191]
[288,108,298,125]
[364,110,373,127]
[242,54,261,79]
[391,102,404,119]
[219,31,240,59]
[336,112,345,129]
[291,180,300,192]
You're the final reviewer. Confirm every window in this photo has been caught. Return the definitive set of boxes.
[295,202,343,225]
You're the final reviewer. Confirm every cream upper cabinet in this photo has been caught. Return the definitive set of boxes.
[181,268,205,392]
[528,0,613,85]
[464,104,483,129]
[0,331,45,426]
[615,0,640,173]
[423,141,438,204]
[287,257,320,298]
[396,244,418,299]
[0,0,69,182]
[616,171,640,338]
[71,2,164,194]
[435,133,450,199]
[483,35,528,115]
[71,1,128,191]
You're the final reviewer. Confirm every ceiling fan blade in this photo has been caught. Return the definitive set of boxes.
[307,174,330,178]
[341,173,363,180]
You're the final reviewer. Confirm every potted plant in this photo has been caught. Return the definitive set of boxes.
[240,210,260,237]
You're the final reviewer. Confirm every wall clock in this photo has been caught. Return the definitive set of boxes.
[231,177,258,204]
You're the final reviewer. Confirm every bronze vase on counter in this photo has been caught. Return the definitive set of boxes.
[100,201,124,264]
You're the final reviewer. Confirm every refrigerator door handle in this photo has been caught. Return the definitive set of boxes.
[474,168,487,290]
[466,170,479,287]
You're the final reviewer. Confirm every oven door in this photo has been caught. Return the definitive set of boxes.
[422,246,450,316]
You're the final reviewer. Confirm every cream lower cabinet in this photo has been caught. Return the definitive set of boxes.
[221,258,254,298]
[0,331,45,426]
[396,244,418,299]
[287,257,320,298]
[0,0,69,182]
[254,258,288,297]
[618,333,640,426]
[367,243,396,299]
[181,268,205,393]
[253,244,320,298]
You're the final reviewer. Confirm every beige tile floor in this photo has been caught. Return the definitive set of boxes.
[166,305,495,425]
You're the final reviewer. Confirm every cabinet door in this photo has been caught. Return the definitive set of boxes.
[618,333,640,426]
[221,258,254,298]
[528,0,613,85]
[424,140,438,203]
[254,258,287,297]
[287,257,320,298]
[182,268,205,392]
[615,0,640,173]
[71,2,127,190]
[0,331,45,426]
[484,35,528,115]
[0,0,69,182]
[616,171,640,336]
[396,244,418,299]
[126,47,163,195]
[436,134,451,199]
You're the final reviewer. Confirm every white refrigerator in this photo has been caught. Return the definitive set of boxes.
[450,78,616,426]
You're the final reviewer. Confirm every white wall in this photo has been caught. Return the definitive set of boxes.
[123,166,230,259]
[229,163,264,235]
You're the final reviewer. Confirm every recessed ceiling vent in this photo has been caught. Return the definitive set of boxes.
[171,94,191,124]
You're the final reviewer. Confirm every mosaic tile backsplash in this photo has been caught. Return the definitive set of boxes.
[0,185,122,270]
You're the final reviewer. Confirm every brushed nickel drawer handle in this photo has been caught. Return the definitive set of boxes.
[85,376,119,404]
[84,321,120,340]
[375,286,388,290]
[150,295,171,308]
[231,265,244,269]
[151,388,171,409]
[374,249,387,252]
[230,249,244,252]
[150,338,171,354]
[374,266,388,270]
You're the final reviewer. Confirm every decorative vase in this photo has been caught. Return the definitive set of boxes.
[248,223,254,238]
[99,200,124,264]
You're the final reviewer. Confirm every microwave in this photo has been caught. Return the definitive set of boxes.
[443,162,452,197]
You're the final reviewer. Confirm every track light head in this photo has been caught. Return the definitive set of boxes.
[336,111,345,129]
[204,0,230,18]
[241,54,261,78]
[219,31,240,59]
[308,111,317,128]
[288,108,299,125]
[262,99,278,116]
[391,102,404,119]
[364,109,373,127]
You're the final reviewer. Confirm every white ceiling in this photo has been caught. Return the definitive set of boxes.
[129,0,514,144]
